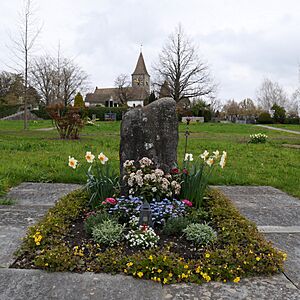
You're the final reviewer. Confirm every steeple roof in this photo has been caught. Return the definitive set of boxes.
[132,52,149,76]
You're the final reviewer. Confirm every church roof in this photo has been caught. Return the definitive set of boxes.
[132,52,149,76]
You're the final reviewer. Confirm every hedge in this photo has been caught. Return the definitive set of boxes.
[0,105,22,119]
[87,107,128,121]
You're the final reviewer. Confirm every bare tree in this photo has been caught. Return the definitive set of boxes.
[222,99,240,120]
[153,25,216,103]
[30,53,88,106]
[239,98,258,117]
[59,58,88,107]
[114,74,132,105]
[256,78,288,111]
[9,0,41,129]
[30,56,56,105]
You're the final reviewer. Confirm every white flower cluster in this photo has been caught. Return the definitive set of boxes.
[123,158,181,198]
[249,133,268,144]
[199,150,227,169]
[125,226,160,249]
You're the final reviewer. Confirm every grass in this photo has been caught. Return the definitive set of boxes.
[0,121,299,198]
[0,198,15,205]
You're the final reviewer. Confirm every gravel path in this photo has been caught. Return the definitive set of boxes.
[256,125,300,135]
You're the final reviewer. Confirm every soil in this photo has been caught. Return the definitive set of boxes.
[64,212,207,260]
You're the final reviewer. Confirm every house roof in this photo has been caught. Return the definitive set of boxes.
[85,86,149,104]
[132,52,149,76]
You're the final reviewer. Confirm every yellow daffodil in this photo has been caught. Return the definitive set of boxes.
[85,151,95,163]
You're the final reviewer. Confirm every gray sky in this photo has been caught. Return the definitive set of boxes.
[1,0,300,103]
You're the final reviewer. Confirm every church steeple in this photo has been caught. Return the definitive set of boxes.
[132,52,149,76]
[132,51,150,93]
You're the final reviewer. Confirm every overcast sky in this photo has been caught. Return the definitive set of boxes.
[1,0,300,103]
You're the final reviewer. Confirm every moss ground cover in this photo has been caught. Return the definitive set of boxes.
[12,188,285,284]
[0,121,299,198]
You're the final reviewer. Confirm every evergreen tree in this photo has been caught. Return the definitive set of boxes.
[74,92,85,108]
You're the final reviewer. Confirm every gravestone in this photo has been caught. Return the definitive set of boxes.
[120,97,178,176]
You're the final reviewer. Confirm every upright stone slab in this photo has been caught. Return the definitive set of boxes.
[120,97,178,175]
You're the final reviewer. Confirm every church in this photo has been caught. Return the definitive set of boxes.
[85,52,150,107]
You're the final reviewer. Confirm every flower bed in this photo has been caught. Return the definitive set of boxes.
[12,188,285,284]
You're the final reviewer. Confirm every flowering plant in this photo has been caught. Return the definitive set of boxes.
[180,150,227,208]
[248,133,268,144]
[103,196,188,227]
[123,157,181,201]
[68,152,119,209]
[125,226,160,249]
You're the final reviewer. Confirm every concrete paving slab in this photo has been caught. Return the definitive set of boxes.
[163,274,300,300]
[0,183,82,269]
[0,269,163,300]
[5,182,82,206]
[0,226,26,268]
[264,233,300,289]
[258,226,300,233]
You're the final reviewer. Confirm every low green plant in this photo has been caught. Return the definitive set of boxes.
[186,208,210,223]
[248,133,268,144]
[183,223,217,245]
[86,161,119,209]
[92,219,124,246]
[67,151,119,209]
[84,211,116,235]
[162,217,191,236]
[181,150,227,208]
[0,198,14,205]
[125,226,160,249]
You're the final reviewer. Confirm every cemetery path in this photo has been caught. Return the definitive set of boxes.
[256,125,300,135]
[0,183,299,300]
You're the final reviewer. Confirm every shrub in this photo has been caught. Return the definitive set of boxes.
[92,219,124,246]
[186,208,210,223]
[183,223,217,245]
[0,104,22,118]
[125,226,160,249]
[162,217,191,236]
[31,106,51,119]
[271,104,286,124]
[47,103,86,139]
[87,107,128,121]
[74,92,85,108]
[258,112,273,124]
[248,133,268,144]
[84,211,115,235]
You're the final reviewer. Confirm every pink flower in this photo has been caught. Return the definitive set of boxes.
[182,199,193,207]
[105,198,118,205]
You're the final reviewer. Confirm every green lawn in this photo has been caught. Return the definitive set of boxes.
[0,121,299,198]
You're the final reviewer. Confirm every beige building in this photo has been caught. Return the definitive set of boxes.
[85,52,150,107]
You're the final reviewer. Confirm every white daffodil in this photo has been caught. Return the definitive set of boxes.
[206,157,214,167]
[85,151,95,163]
[212,150,220,159]
[184,153,194,161]
[200,150,209,160]
[98,152,109,164]
[68,156,78,169]
[220,151,227,169]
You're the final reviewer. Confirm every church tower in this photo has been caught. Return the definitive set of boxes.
[132,52,150,93]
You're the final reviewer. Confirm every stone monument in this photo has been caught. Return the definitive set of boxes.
[120,97,178,176]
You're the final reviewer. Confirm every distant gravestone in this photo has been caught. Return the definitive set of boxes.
[120,97,178,175]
